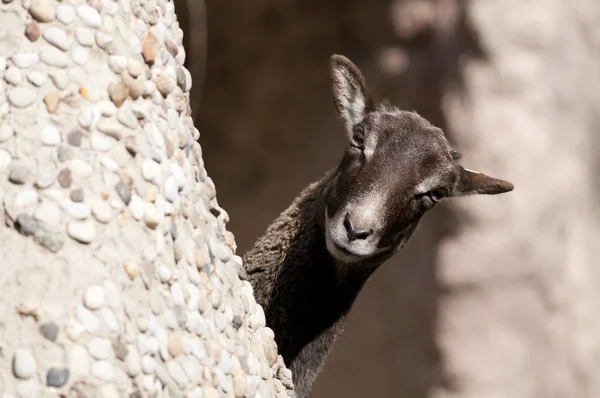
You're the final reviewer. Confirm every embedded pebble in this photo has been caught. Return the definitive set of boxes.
[56,3,75,24]
[90,132,113,152]
[35,202,60,228]
[16,380,37,398]
[0,124,14,142]
[115,180,132,204]
[68,220,96,243]
[44,92,60,113]
[91,361,114,381]
[77,5,102,27]
[98,120,124,139]
[72,46,89,65]
[75,27,95,47]
[29,0,56,22]
[142,159,161,184]
[70,189,84,202]
[70,159,94,177]
[9,163,30,184]
[27,71,46,86]
[5,67,22,85]
[164,176,178,202]
[25,22,41,42]
[0,56,5,73]
[167,361,188,389]
[141,355,155,374]
[43,26,71,51]
[41,47,69,67]
[95,31,114,50]
[90,199,113,223]
[108,82,129,107]
[57,169,72,188]
[40,125,61,146]
[84,285,105,310]
[65,201,91,219]
[47,368,69,387]
[126,349,142,376]
[143,202,160,229]
[13,349,37,379]
[76,305,100,332]
[129,195,144,220]
[69,345,90,376]
[108,56,127,74]
[39,321,59,341]
[88,337,113,360]
[67,130,82,146]
[8,87,36,108]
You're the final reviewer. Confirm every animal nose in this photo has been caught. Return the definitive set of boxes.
[343,214,373,241]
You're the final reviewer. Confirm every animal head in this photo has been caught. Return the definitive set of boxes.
[324,55,513,264]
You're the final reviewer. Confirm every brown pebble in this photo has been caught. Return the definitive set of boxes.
[43,92,60,113]
[57,169,72,188]
[107,82,129,107]
[25,22,40,42]
[141,33,158,65]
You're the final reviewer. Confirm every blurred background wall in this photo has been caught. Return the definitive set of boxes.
[176,0,600,397]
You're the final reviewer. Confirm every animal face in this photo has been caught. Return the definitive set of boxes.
[324,55,513,264]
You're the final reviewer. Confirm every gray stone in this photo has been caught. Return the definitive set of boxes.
[68,220,96,243]
[13,349,37,379]
[34,228,65,252]
[39,321,59,341]
[70,189,84,202]
[42,26,71,51]
[29,0,56,22]
[77,5,102,27]
[47,368,69,387]
[8,88,36,108]
[57,169,72,188]
[15,214,37,236]
[66,130,82,147]
[12,53,39,69]
[56,3,75,24]
[115,180,131,204]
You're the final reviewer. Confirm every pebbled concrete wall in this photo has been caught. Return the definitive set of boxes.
[0,0,292,397]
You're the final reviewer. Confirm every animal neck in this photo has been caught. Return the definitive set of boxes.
[244,171,381,365]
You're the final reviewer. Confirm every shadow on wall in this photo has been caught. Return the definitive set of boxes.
[180,0,485,396]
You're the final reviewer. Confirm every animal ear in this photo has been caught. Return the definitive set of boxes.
[452,166,514,196]
[330,54,375,135]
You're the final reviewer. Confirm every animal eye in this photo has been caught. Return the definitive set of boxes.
[427,189,445,202]
[350,127,364,149]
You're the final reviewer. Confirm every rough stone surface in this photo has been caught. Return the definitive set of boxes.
[0,1,293,397]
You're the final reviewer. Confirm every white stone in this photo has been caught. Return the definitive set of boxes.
[34,202,60,228]
[126,349,142,376]
[71,46,89,66]
[91,361,114,381]
[40,47,69,68]
[158,266,172,283]
[15,380,37,398]
[64,318,85,340]
[40,125,61,146]
[167,361,189,389]
[49,70,68,89]
[77,5,102,27]
[108,56,127,74]
[8,88,36,108]
[164,176,178,202]
[43,26,71,51]
[56,3,75,24]
[0,150,12,171]
[14,189,39,208]
[75,305,100,332]
[12,349,36,379]
[69,345,90,376]
[129,195,144,220]
[68,220,96,243]
[90,199,113,223]
[142,159,161,185]
[84,285,105,310]
[0,124,14,142]
[90,132,113,152]
[170,163,186,190]
[78,107,100,130]
[141,355,155,374]
[27,71,46,87]
[129,36,142,55]
[5,67,22,85]
[70,159,94,177]
[98,100,116,117]
[100,308,119,332]
[100,157,119,172]
[98,384,119,398]
[0,56,6,73]
[95,32,113,50]
[143,201,160,229]
[88,337,113,360]
[12,53,39,69]
[75,27,95,47]
[65,201,91,219]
